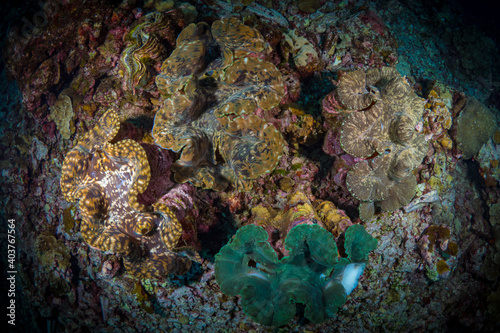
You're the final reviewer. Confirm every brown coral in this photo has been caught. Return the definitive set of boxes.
[250,192,317,236]
[455,97,498,159]
[337,67,428,221]
[282,29,320,76]
[315,200,353,237]
[60,110,191,278]
[153,18,285,191]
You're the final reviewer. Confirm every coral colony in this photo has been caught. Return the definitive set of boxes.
[2,0,500,331]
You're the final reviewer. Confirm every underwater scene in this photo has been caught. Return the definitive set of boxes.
[1,0,500,331]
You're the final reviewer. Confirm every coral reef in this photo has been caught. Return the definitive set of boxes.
[248,192,354,257]
[2,0,500,332]
[245,2,289,28]
[60,109,192,278]
[144,0,175,12]
[35,233,71,272]
[483,212,500,280]
[477,137,500,187]
[336,67,428,221]
[153,18,285,191]
[298,0,321,14]
[278,105,323,145]
[3,1,138,116]
[423,151,455,194]
[214,223,377,326]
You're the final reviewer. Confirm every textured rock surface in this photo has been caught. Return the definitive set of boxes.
[48,89,75,140]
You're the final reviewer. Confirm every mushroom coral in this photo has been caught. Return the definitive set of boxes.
[153,18,285,191]
[214,223,377,326]
[337,67,428,221]
[60,110,192,278]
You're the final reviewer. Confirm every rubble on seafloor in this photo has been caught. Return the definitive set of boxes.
[1,0,500,332]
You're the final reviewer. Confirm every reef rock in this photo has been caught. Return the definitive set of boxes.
[418,225,458,281]
[282,29,320,76]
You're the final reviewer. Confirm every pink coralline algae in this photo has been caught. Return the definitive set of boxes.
[322,90,345,115]
[5,2,135,115]
[360,10,387,36]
